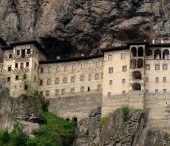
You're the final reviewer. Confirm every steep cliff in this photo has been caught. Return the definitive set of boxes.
[0,0,169,57]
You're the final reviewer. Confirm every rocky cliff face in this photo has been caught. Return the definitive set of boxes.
[0,0,169,57]
[75,107,170,146]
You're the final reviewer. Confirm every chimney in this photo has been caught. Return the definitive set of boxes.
[56,56,60,60]
[152,39,155,44]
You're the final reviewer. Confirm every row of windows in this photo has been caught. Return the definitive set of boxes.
[40,73,102,85]
[7,62,30,72]
[40,62,102,73]
[8,49,31,59]
[107,88,168,96]
[145,64,168,70]
[40,85,102,96]
[107,53,126,61]
[145,77,168,82]
[109,79,126,85]
[108,65,127,73]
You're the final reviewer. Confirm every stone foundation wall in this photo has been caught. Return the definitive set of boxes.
[48,91,102,121]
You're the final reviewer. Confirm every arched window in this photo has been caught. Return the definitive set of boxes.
[154,50,161,59]
[132,71,142,80]
[131,59,137,69]
[163,50,169,59]
[72,117,77,122]
[132,83,141,91]
[137,59,143,68]
[138,47,144,57]
[131,47,137,57]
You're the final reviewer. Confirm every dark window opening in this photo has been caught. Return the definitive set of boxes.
[40,80,43,86]
[138,47,144,57]
[17,50,20,56]
[21,50,26,58]
[8,67,11,72]
[132,71,142,80]
[15,63,18,69]
[24,84,28,90]
[7,77,11,82]
[131,47,137,57]
[40,68,43,73]
[27,49,31,54]
[16,75,19,80]
[88,87,90,92]
[23,74,27,80]
[72,117,77,122]
[154,50,161,59]
[9,54,12,59]
[66,118,70,121]
[26,62,29,67]
[132,83,141,91]
[137,59,143,68]
[20,63,24,70]
[163,50,169,59]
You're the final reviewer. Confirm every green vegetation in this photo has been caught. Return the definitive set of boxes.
[164,133,170,143]
[122,106,129,122]
[0,94,76,146]
[99,117,109,125]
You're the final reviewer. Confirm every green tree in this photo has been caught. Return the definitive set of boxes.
[1,130,10,144]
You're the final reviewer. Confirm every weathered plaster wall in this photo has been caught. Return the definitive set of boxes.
[48,91,102,121]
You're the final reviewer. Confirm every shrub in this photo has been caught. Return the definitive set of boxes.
[122,106,129,122]
[100,117,109,125]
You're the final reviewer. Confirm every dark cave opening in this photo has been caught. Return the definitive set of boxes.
[40,36,77,59]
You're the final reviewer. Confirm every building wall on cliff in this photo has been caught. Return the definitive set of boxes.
[48,91,102,120]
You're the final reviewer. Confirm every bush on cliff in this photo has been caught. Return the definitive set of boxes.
[0,93,76,146]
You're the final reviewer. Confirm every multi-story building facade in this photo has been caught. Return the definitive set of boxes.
[1,38,170,129]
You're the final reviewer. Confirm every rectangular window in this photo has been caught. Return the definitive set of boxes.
[71,77,75,83]
[16,75,19,80]
[23,74,27,80]
[72,65,76,71]
[108,55,112,61]
[155,64,160,70]
[163,77,167,82]
[61,89,65,95]
[27,49,31,54]
[64,66,67,72]
[80,76,84,81]
[40,68,43,73]
[95,73,99,80]
[9,54,12,59]
[63,77,67,83]
[40,91,43,96]
[56,66,60,72]
[40,80,43,86]
[17,50,20,56]
[47,79,51,85]
[8,66,11,72]
[109,67,113,73]
[55,78,60,84]
[20,63,24,70]
[145,77,149,82]
[109,80,112,85]
[46,90,50,96]
[122,66,127,72]
[24,84,28,90]
[71,88,75,93]
[163,64,168,70]
[155,77,159,82]
[81,86,85,92]
[55,89,59,95]
[15,63,18,69]
[163,89,167,93]
[155,89,158,93]
[108,92,111,97]
[97,84,102,90]
[122,79,125,83]
[7,77,11,82]
[121,53,125,59]
[145,64,150,70]
[26,62,29,67]
[96,62,101,67]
